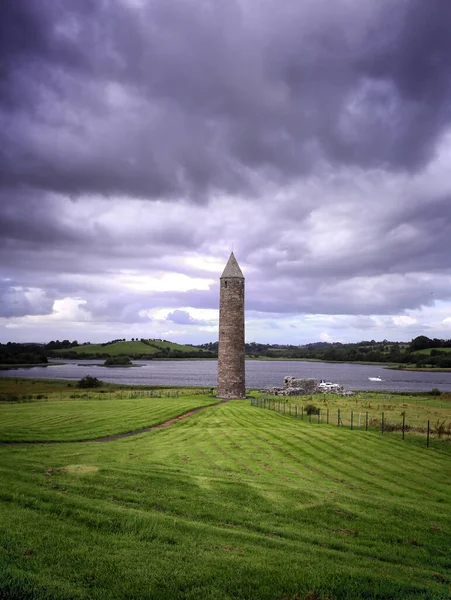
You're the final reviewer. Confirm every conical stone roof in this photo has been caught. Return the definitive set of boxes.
[220,252,244,279]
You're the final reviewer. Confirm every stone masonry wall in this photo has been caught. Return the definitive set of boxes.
[217,277,245,398]
[265,377,350,396]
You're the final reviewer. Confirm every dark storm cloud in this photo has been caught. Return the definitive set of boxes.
[2,0,451,202]
[2,0,451,342]
[354,1,451,168]
[0,192,83,248]
[0,280,53,318]
[0,190,201,282]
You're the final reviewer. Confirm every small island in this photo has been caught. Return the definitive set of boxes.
[103,356,133,367]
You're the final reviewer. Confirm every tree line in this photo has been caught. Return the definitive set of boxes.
[0,343,48,365]
[2,336,451,367]
[200,336,451,368]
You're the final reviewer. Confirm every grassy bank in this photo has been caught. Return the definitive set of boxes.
[0,394,217,442]
[0,363,61,370]
[1,394,450,599]
[386,366,451,372]
[0,376,213,395]
[246,356,428,369]
[254,390,451,431]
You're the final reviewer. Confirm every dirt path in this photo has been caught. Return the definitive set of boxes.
[0,398,231,446]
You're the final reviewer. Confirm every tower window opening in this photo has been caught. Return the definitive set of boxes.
[224,281,227,288]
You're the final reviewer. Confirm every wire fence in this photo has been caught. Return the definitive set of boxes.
[250,397,451,448]
[0,388,214,403]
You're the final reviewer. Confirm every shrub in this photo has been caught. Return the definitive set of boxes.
[104,356,132,366]
[77,375,102,389]
[433,420,447,439]
[304,403,319,415]
[384,422,413,432]
[4,394,19,402]
[431,388,441,396]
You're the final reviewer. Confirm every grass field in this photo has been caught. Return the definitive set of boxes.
[0,377,210,396]
[53,341,161,356]
[413,347,451,356]
[255,391,451,431]
[52,340,208,357]
[0,392,450,599]
[148,340,205,353]
[0,395,217,442]
[0,377,217,441]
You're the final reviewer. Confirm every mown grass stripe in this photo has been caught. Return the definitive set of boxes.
[1,395,450,600]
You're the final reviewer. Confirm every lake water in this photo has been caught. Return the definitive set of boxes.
[3,359,451,392]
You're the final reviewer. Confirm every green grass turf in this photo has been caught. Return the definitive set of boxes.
[0,377,210,395]
[255,391,451,430]
[52,340,207,357]
[412,347,451,356]
[148,341,204,352]
[0,399,450,599]
[53,341,161,356]
[0,394,217,442]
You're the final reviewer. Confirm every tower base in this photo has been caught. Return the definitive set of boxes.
[217,385,245,399]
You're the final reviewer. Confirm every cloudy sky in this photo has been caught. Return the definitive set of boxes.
[1,0,451,345]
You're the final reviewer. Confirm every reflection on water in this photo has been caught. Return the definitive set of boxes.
[2,359,451,392]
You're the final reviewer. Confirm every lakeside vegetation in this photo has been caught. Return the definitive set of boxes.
[0,342,48,366]
[0,384,450,599]
[2,335,451,371]
[52,339,215,360]
[236,336,451,369]
[103,356,133,367]
[0,376,213,398]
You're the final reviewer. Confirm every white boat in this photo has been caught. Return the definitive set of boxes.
[368,377,382,382]
[318,380,342,391]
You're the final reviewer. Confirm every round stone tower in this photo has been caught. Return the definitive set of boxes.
[217,252,245,399]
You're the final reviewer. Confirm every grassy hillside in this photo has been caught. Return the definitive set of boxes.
[413,347,451,356]
[53,341,160,356]
[0,393,216,442]
[255,390,451,430]
[149,340,204,352]
[0,395,450,599]
[53,340,213,358]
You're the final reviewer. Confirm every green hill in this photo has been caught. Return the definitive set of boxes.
[148,340,204,353]
[54,341,160,357]
[0,395,450,599]
[52,340,214,359]
[412,347,451,356]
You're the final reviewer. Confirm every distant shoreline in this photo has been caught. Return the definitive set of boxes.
[0,362,66,370]
[77,364,143,368]
[2,357,451,373]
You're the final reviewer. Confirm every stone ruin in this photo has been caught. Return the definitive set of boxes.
[264,376,354,396]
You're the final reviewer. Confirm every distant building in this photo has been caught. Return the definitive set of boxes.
[217,252,245,398]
